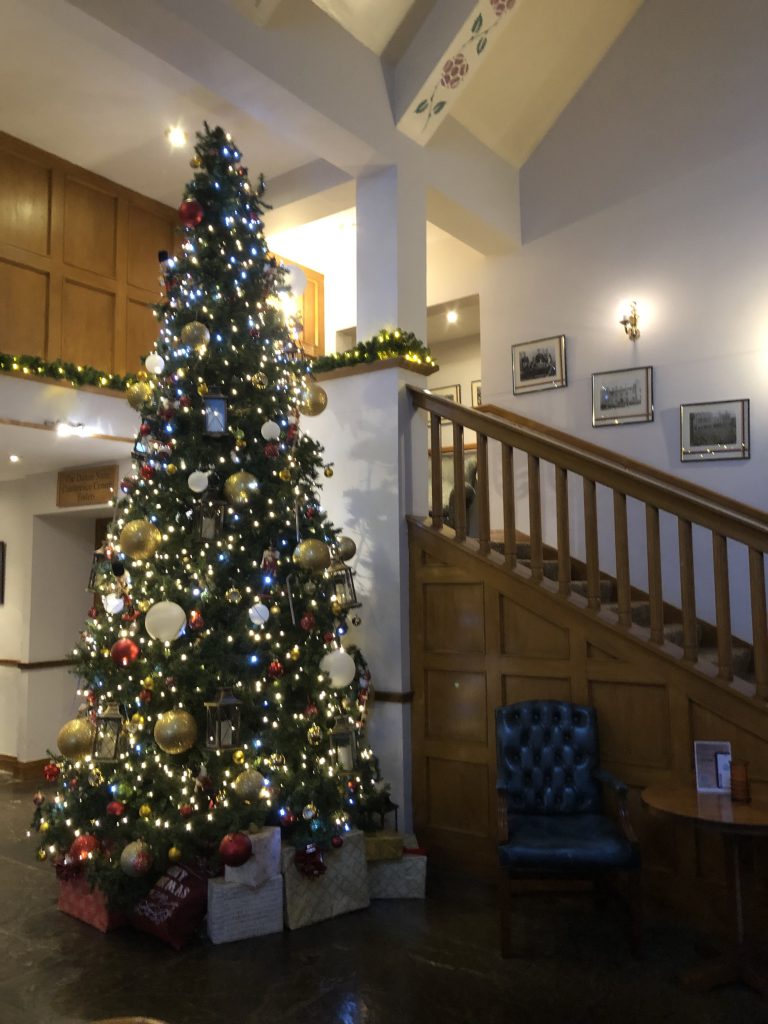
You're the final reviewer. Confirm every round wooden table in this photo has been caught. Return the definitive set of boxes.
[642,783,768,993]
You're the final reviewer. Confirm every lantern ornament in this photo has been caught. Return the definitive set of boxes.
[328,561,361,613]
[87,544,111,592]
[331,722,357,773]
[203,391,227,435]
[91,702,125,762]
[205,687,243,751]
[193,499,227,541]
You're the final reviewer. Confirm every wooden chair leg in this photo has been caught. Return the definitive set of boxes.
[499,870,512,958]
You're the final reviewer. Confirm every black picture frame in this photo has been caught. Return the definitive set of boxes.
[680,399,750,462]
[511,335,567,395]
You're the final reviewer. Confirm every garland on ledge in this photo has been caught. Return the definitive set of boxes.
[0,330,435,394]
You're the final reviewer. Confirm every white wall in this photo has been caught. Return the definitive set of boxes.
[481,0,768,640]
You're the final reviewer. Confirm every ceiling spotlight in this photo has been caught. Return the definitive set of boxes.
[446,309,458,325]
[166,125,188,149]
[8,454,21,463]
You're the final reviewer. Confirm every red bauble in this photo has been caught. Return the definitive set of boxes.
[281,811,297,826]
[218,832,252,867]
[140,463,155,481]
[323,631,334,644]
[139,422,152,436]
[88,606,98,619]
[120,476,137,494]
[286,424,298,444]
[300,612,316,632]
[268,660,284,678]
[178,197,204,227]
[305,702,318,719]
[106,800,126,816]
[70,834,100,862]
[42,762,61,783]
[111,638,140,667]
[179,804,194,818]
[139,688,153,703]
[305,506,316,519]
[178,395,191,410]
[188,609,204,631]
[331,835,344,849]
[264,442,279,459]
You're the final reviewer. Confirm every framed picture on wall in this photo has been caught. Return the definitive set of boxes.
[511,335,567,394]
[680,399,750,462]
[430,384,461,404]
[471,380,482,407]
[591,366,653,427]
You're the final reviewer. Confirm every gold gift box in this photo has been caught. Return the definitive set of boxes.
[364,830,405,862]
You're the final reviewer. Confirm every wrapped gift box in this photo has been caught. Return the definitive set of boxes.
[281,830,369,930]
[224,826,281,889]
[58,875,126,933]
[207,874,283,944]
[131,862,209,950]
[364,830,405,862]
[367,851,426,899]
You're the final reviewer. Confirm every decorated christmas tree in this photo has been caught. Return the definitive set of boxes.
[32,123,385,906]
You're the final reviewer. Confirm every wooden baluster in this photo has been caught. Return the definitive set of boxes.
[678,518,698,661]
[749,548,768,701]
[527,454,543,581]
[712,532,733,681]
[452,422,466,541]
[430,414,443,529]
[501,443,517,569]
[476,433,490,556]
[645,505,664,644]
[555,466,570,596]
[583,478,600,611]
[613,491,632,627]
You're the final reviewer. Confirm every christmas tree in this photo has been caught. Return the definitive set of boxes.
[33,123,384,905]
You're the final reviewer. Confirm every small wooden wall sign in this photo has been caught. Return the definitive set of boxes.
[57,465,118,508]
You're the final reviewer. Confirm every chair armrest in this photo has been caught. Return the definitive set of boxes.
[495,787,509,843]
[595,770,638,845]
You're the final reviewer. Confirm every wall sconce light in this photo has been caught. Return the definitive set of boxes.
[620,301,640,341]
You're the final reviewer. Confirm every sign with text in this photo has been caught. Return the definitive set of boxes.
[57,465,118,508]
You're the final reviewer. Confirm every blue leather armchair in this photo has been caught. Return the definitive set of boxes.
[496,700,641,957]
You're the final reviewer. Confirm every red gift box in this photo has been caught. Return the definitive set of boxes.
[57,875,127,933]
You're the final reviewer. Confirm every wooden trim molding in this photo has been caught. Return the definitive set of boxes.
[0,658,75,671]
[0,755,48,782]
[316,357,436,383]
[374,689,414,703]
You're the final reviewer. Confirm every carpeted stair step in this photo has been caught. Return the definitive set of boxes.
[699,645,754,679]
[570,578,616,602]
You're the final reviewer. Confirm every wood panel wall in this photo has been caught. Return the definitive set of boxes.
[0,133,176,375]
[409,520,768,935]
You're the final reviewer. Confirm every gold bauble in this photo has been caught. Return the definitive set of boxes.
[39,820,50,833]
[302,802,318,821]
[190,154,202,168]
[168,845,183,863]
[141,676,155,691]
[292,539,331,573]
[224,471,257,506]
[166,463,177,475]
[336,536,357,561]
[119,519,162,561]
[254,372,268,389]
[57,718,95,759]
[180,321,210,348]
[126,380,154,411]
[197,382,208,396]
[232,768,265,803]
[139,804,152,819]
[278,468,291,481]
[153,710,197,754]
[225,587,242,604]
[269,604,281,616]
[37,848,48,861]
[324,466,334,478]
[299,381,328,417]
[307,723,322,746]
[232,749,246,766]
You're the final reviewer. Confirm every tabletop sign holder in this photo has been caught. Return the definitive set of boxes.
[694,740,732,793]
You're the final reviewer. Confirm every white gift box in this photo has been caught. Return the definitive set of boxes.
[224,826,281,889]
[207,874,283,944]
[281,829,369,930]
[367,853,426,899]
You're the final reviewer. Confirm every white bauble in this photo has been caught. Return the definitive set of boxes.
[260,420,281,441]
[187,470,209,493]
[145,600,186,641]
[320,648,356,689]
[145,352,165,376]
[248,603,270,625]
[285,264,307,296]
[102,592,125,615]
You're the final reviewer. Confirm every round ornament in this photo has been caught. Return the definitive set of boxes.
[102,592,125,615]
[188,609,204,631]
[153,710,198,754]
[43,762,61,782]
[225,587,242,605]
[139,803,152,819]
[254,372,269,389]
[248,603,269,625]
[111,637,140,667]
[168,846,183,863]
[307,723,322,746]
[57,718,94,758]
[232,749,246,766]
[336,536,357,562]
[145,352,165,376]
[180,321,210,348]
[302,803,317,821]
[187,470,210,493]
[106,800,125,816]
[320,647,356,689]
[120,839,153,877]
[179,804,193,818]
[145,600,186,641]
[331,835,344,849]
[268,660,284,678]
[324,466,334,478]
[232,768,265,802]
[260,420,281,441]
[264,442,280,460]
[126,380,154,411]
[300,612,316,632]
[224,471,257,506]
[178,196,204,227]
[299,381,328,417]
[70,834,100,862]
[219,832,252,867]
[278,468,291,481]
[292,539,331,573]
[140,463,155,482]
[119,519,162,560]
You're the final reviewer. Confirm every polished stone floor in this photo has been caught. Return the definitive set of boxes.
[1,774,765,1024]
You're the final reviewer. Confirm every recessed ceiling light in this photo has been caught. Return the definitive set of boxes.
[166,125,188,149]
[8,454,21,463]
[446,309,458,324]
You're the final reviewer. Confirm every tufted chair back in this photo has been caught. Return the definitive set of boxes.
[496,701,602,816]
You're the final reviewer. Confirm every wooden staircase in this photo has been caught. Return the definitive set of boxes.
[407,388,768,929]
